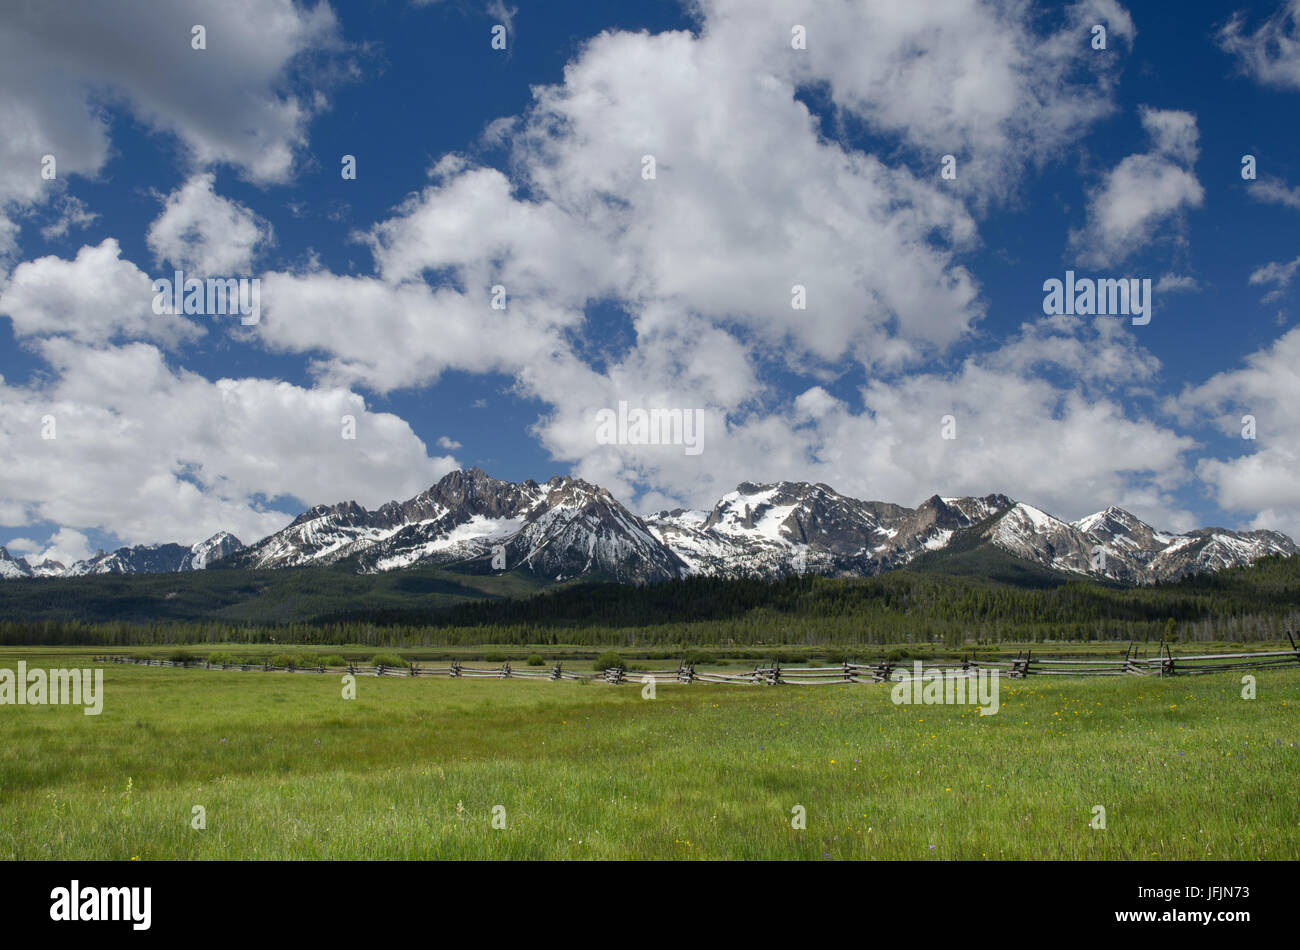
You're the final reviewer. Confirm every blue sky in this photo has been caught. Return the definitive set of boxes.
[2,0,1300,565]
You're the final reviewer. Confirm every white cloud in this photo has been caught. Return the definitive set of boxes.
[0,0,343,267]
[1155,273,1200,294]
[238,1,1206,533]
[260,0,1140,400]
[1250,176,1300,211]
[0,239,203,348]
[4,1,1224,550]
[38,193,98,241]
[436,436,462,450]
[147,173,272,276]
[527,313,1196,531]
[1220,1,1300,90]
[5,528,94,567]
[273,20,990,393]
[258,267,572,392]
[1248,256,1300,304]
[0,339,459,547]
[1071,107,1204,267]
[699,0,1134,207]
[1174,325,1300,537]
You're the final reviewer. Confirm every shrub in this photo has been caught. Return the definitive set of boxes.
[206,651,240,666]
[593,651,626,672]
[370,653,405,668]
[526,654,545,666]
[681,649,712,666]
[484,650,507,663]
[167,649,193,664]
[318,654,346,668]
[270,653,299,669]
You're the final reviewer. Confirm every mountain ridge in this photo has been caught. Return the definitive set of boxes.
[2,468,1294,586]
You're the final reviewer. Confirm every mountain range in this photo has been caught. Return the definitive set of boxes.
[0,531,243,580]
[1,468,1294,586]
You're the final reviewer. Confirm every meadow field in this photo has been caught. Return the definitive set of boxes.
[1,647,1297,860]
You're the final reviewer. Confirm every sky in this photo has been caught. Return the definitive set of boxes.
[2,0,1300,566]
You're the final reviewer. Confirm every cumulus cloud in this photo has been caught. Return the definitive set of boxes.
[258,267,571,392]
[242,0,1201,530]
[4,0,1218,549]
[266,19,992,393]
[5,528,95,567]
[1220,0,1300,90]
[1071,107,1204,266]
[527,313,1196,531]
[699,0,1135,207]
[1172,326,1300,537]
[0,239,202,348]
[147,173,272,276]
[0,339,459,547]
[0,0,343,267]
[280,0,1136,397]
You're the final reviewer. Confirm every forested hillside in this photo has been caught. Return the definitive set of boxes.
[1,553,1296,648]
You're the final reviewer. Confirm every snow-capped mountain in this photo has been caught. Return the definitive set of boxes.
[643,482,1013,578]
[225,468,685,583]
[975,502,1297,583]
[0,547,29,579]
[179,531,244,571]
[0,533,244,579]
[2,470,1294,585]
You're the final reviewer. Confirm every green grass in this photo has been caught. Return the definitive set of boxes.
[1,652,1297,859]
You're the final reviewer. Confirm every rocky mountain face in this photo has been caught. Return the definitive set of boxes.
[0,533,244,579]
[643,482,1014,578]
[224,468,684,584]
[984,503,1298,584]
[2,469,1293,585]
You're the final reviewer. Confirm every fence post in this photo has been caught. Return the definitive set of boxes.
[550,662,562,681]
[376,663,385,677]
[410,661,418,677]
[449,660,460,678]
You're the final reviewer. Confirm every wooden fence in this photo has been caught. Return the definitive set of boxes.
[94,638,1300,685]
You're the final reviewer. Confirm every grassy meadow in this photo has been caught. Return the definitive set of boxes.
[1,647,1297,860]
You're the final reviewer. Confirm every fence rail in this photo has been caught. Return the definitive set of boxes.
[93,638,1300,685]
